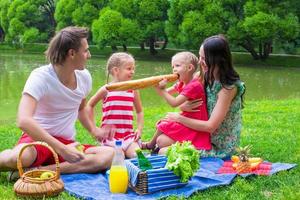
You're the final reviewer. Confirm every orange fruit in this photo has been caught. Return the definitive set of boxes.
[231,155,240,163]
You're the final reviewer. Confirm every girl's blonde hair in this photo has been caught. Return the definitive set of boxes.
[106,52,135,83]
[172,51,204,80]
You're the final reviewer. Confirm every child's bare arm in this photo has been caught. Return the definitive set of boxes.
[166,84,177,95]
[133,90,144,141]
[86,86,108,128]
[157,88,188,107]
[155,79,187,107]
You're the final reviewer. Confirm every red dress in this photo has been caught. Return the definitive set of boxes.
[157,78,211,150]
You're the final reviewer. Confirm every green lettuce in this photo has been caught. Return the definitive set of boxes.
[165,141,200,183]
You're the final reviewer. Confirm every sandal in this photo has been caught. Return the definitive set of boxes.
[151,145,160,155]
[140,142,160,155]
[140,142,154,150]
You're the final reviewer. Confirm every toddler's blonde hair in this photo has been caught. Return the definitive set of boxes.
[172,51,204,81]
[172,51,198,72]
[106,52,135,83]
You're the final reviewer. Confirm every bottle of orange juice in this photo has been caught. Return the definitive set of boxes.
[109,140,128,193]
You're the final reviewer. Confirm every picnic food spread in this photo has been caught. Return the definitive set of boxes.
[231,145,263,173]
[106,73,179,91]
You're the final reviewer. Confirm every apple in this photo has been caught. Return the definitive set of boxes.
[40,171,55,180]
[76,144,85,153]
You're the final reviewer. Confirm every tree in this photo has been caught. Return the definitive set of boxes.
[72,0,108,28]
[92,8,122,51]
[119,18,140,51]
[167,0,299,60]
[92,7,140,51]
[135,0,169,54]
[166,0,226,50]
[0,26,4,41]
[54,0,77,30]
[38,0,56,34]
[225,0,299,59]
[1,0,55,45]
[0,0,11,40]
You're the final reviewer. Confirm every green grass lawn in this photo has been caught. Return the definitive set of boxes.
[0,99,299,199]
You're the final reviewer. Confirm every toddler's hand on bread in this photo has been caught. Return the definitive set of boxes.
[157,78,168,89]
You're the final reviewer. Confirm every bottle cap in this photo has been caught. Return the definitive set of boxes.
[115,140,122,146]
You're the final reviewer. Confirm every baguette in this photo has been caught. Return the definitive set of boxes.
[106,74,179,91]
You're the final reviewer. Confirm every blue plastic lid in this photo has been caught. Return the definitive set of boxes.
[115,140,122,146]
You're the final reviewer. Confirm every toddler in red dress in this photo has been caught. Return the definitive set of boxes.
[142,52,211,153]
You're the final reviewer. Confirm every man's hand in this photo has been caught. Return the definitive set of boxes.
[91,125,116,142]
[58,142,85,163]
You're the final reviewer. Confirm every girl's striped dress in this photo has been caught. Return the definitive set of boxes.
[101,90,136,149]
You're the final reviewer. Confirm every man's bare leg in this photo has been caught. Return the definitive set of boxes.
[0,143,37,171]
[38,146,114,174]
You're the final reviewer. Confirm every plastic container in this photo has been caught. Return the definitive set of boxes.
[109,140,128,193]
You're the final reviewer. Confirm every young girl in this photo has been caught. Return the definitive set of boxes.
[142,51,211,153]
[87,52,144,158]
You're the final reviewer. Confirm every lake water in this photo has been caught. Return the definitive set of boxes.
[0,51,299,121]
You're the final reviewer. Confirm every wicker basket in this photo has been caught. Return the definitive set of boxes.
[127,155,187,195]
[13,142,64,198]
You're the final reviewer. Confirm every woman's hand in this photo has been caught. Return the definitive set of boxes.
[165,112,181,122]
[179,99,203,112]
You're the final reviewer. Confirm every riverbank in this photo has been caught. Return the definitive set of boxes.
[0,43,299,68]
[0,99,299,199]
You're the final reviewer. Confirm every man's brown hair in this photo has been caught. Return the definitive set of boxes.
[45,26,89,65]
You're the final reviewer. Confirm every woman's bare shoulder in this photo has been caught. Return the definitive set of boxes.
[218,86,237,101]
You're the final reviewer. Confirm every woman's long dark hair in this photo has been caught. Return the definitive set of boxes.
[202,35,245,104]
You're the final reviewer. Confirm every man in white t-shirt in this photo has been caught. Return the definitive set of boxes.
[0,27,115,176]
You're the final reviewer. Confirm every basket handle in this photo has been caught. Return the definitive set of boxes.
[17,141,61,179]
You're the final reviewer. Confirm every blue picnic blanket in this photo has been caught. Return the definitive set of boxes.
[61,157,296,200]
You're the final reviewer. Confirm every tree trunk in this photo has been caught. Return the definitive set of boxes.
[259,42,263,59]
[111,45,118,52]
[149,37,157,55]
[240,40,259,60]
[161,36,168,50]
[262,42,272,60]
[42,0,56,36]
[0,26,4,42]
[140,42,145,51]
[122,44,127,52]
